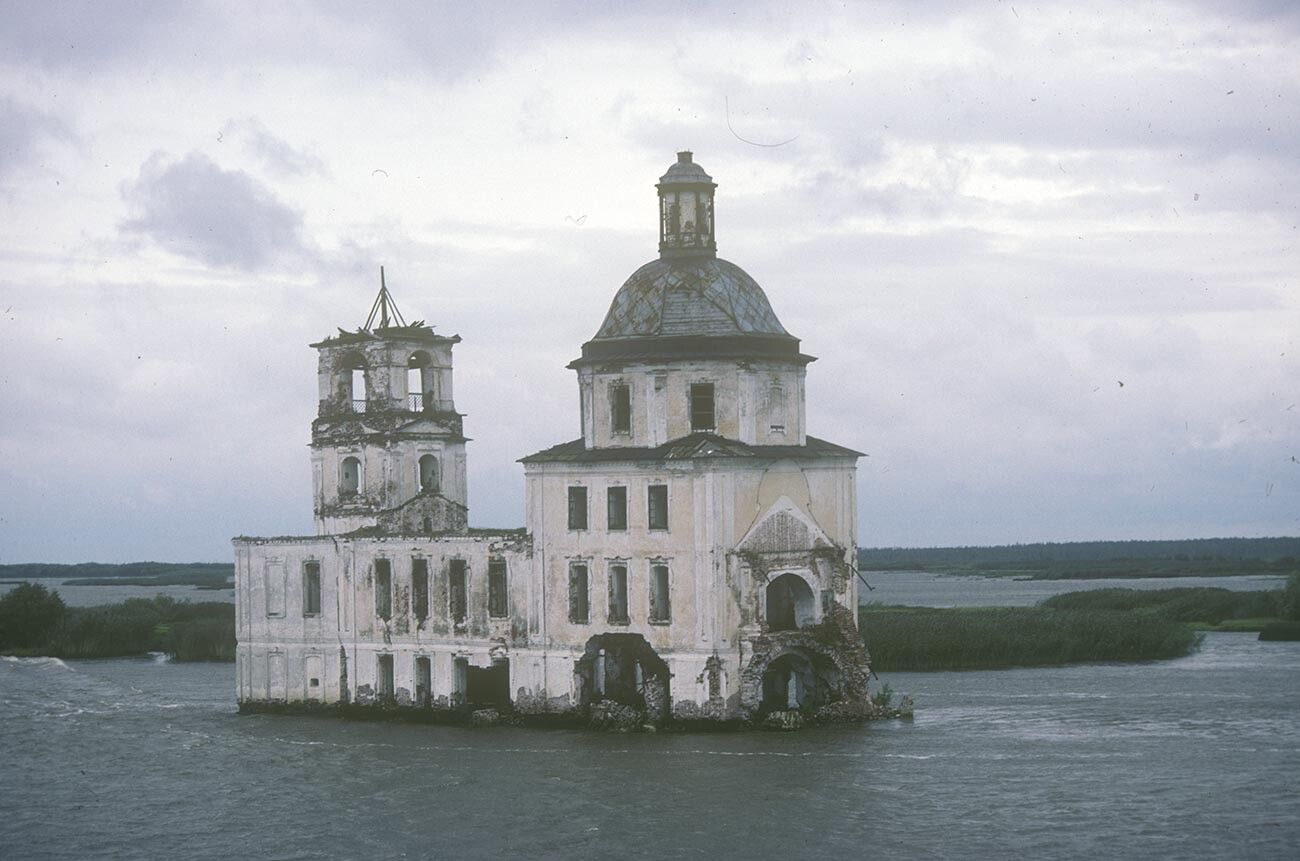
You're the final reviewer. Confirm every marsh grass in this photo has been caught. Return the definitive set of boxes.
[859,605,1200,671]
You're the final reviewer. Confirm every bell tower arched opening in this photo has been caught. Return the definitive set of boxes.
[418,454,440,494]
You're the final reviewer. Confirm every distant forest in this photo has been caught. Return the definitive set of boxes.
[859,537,1300,572]
[0,562,233,581]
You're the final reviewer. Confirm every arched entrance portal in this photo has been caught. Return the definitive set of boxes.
[742,641,849,718]
[576,633,670,721]
[766,572,815,631]
[761,652,814,711]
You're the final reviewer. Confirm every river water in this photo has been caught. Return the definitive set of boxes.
[1,575,1297,859]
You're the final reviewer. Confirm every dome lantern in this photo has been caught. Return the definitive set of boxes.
[657,151,717,258]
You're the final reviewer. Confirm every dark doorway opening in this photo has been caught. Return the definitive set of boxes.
[465,658,510,707]
[765,572,815,632]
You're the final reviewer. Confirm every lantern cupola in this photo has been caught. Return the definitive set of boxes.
[657,151,717,258]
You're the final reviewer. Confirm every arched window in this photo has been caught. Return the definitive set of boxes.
[340,456,360,496]
[338,352,367,412]
[418,454,440,493]
[765,572,815,632]
[407,351,432,411]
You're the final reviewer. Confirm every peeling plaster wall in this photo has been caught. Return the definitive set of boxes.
[580,358,808,449]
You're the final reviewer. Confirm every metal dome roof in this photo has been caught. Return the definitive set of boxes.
[592,257,790,340]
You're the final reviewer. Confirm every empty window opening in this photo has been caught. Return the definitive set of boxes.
[569,563,590,624]
[412,558,429,623]
[377,654,394,702]
[649,564,671,623]
[415,656,432,707]
[766,573,816,632]
[690,383,715,432]
[608,564,629,624]
[487,559,508,618]
[339,352,367,411]
[453,657,468,705]
[418,454,440,493]
[610,383,631,434]
[647,484,669,530]
[351,368,367,410]
[340,456,361,497]
[568,486,588,530]
[407,351,431,411]
[465,658,510,707]
[607,486,628,531]
[302,562,322,616]
[374,559,392,621]
[449,559,468,627]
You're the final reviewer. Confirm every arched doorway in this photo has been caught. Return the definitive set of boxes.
[766,572,815,631]
[761,651,814,711]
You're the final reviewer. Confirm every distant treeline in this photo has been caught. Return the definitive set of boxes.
[0,584,234,662]
[0,562,233,580]
[859,537,1300,573]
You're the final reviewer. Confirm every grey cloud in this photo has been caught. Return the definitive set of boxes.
[223,118,327,177]
[0,95,74,182]
[121,151,305,269]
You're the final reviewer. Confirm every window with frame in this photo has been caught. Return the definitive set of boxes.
[487,559,508,618]
[449,559,468,626]
[606,486,628,531]
[567,486,588,530]
[649,564,671,623]
[610,383,631,434]
[607,563,629,624]
[689,382,715,432]
[302,562,322,616]
[647,484,669,530]
[374,559,392,621]
[569,562,590,624]
[411,558,429,622]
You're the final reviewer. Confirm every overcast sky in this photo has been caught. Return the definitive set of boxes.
[1,1,1297,563]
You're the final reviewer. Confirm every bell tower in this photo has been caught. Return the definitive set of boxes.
[308,269,469,535]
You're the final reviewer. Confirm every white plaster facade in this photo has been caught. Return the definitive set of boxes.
[235,152,870,725]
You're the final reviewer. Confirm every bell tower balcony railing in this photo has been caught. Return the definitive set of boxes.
[338,396,457,414]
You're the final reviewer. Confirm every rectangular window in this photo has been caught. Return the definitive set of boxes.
[649,564,671,623]
[412,558,429,623]
[568,486,588,531]
[374,559,392,621]
[569,563,590,624]
[610,383,631,434]
[302,562,321,617]
[377,654,394,700]
[449,559,467,627]
[690,382,715,432]
[415,656,432,707]
[648,484,669,530]
[606,486,628,531]
[488,559,508,618]
[608,564,629,624]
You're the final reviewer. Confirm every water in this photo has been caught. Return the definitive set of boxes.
[860,570,1288,607]
[1,633,1297,859]
[2,573,1298,859]
[0,581,234,607]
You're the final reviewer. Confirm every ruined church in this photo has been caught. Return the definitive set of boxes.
[234,152,874,727]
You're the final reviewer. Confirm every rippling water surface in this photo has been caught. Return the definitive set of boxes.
[2,631,1297,860]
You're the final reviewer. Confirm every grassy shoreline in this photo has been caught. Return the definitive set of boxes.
[861,579,1299,671]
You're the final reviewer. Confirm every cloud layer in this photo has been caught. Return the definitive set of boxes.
[0,1,1296,562]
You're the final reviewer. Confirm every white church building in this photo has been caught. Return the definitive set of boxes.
[234,152,875,727]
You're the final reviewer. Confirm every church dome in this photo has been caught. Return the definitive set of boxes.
[593,257,790,340]
[574,152,806,367]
